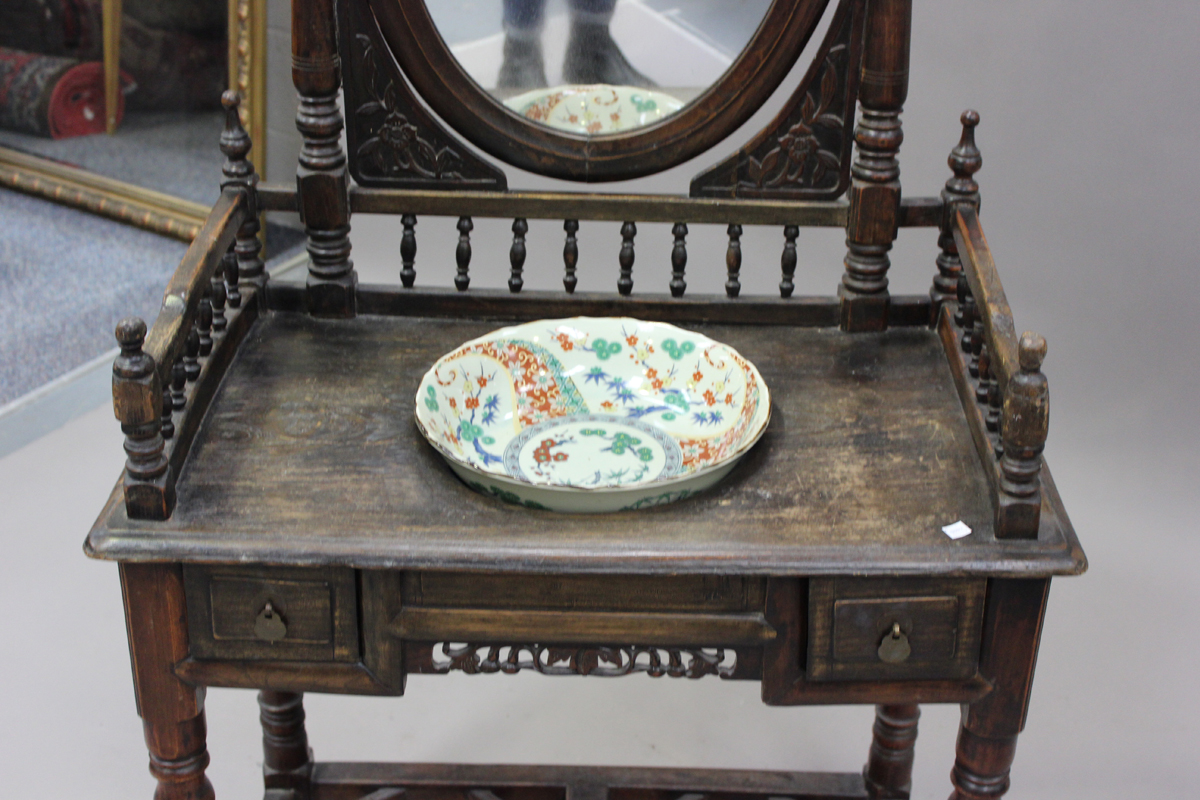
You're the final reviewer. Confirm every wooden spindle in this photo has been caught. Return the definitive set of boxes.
[113,318,173,519]
[986,373,1002,433]
[840,0,911,331]
[197,297,213,357]
[669,222,688,298]
[956,276,975,354]
[184,329,201,382]
[210,267,227,333]
[170,361,187,411]
[969,311,985,378]
[259,691,312,796]
[725,223,743,298]
[618,221,636,296]
[563,219,579,293]
[223,249,241,309]
[780,225,798,298]
[932,110,982,305]
[509,218,527,293]
[453,216,471,291]
[219,91,265,292]
[864,704,920,799]
[160,384,174,440]
[976,344,992,404]
[401,214,417,288]
[996,333,1048,539]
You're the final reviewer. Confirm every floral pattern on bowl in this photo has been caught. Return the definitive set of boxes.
[503,84,686,135]
[414,318,770,512]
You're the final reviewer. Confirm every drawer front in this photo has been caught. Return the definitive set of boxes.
[405,572,765,613]
[184,565,358,662]
[808,577,985,681]
[389,571,772,647]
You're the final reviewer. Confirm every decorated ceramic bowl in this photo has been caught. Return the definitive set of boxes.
[503,84,686,135]
[414,318,770,512]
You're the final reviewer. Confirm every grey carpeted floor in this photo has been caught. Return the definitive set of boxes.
[0,111,226,206]
[0,188,306,406]
[0,189,188,405]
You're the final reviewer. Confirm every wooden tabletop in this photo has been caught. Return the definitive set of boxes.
[86,312,1085,577]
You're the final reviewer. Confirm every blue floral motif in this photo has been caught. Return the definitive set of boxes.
[584,367,608,384]
[481,394,499,425]
[625,405,672,420]
[471,438,503,466]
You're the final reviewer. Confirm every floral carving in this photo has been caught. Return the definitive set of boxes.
[689,0,861,199]
[743,47,845,192]
[354,34,468,181]
[339,0,505,189]
[429,643,737,679]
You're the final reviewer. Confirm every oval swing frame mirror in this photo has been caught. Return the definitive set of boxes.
[367,0,832,182]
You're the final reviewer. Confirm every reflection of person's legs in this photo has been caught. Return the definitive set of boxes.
[498,0,548,89]
[564,0,655,87]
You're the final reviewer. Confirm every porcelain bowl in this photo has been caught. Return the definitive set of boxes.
[414,317,770,512]
[503,84,686,135]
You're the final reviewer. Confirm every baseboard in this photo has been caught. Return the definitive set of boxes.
[0,348,117,459]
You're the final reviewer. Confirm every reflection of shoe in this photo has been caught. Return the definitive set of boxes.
[497,36,549,90]
[563,21,656,88]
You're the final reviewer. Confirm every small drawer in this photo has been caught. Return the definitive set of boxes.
[807,577,985,681]
[184,565,358,662]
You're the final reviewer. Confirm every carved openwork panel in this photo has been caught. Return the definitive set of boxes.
[690,0,863,200]
[419,643,738,679]
[340,0,507,189]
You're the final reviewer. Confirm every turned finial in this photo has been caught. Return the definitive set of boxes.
[113,317,153,382]
[220,90,254,186]
[947,110,982,196]
[115,317,146,354]
[1018,331,1047,372]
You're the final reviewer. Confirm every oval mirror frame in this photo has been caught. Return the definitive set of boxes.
[367,0,832,182]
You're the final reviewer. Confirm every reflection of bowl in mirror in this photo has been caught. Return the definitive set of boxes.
[503,84,685,135]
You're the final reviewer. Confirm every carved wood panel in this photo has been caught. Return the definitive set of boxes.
[412,643,739,679]
[339,0,506,190]
[690,0,863,200]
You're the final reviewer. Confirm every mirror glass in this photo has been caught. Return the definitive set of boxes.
[0,0,228,207]
[425,0,772,135]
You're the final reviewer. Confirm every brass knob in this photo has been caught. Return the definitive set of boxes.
[877,622,911,664]
[254,601,287,642]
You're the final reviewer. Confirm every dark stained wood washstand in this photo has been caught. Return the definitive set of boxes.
[87,1,1085,799]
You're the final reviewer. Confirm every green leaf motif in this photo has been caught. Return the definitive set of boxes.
[424,385,439,411]
[591,338,622,360]
[663,393,689,412]
[661,339,695,360]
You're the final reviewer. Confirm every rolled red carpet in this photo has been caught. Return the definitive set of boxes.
[0,47,124,139]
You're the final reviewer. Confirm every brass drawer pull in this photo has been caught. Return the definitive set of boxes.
[877,622,911,664]
[254,602,288,642]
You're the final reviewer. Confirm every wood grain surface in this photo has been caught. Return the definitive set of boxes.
[87,313,1083,576]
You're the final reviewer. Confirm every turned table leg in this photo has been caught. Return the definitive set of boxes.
[121,563,214,800]
[949,579,1050,800]
[864,704,920,799]
[259,690,313,799]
